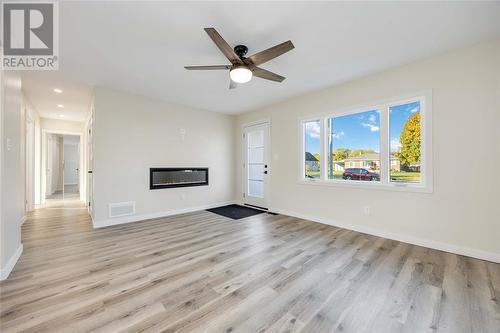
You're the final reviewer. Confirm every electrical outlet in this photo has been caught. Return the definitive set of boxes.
[364,206,371,216]
[180,193,186,200]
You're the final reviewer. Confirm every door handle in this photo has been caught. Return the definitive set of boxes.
[88,170,93,174]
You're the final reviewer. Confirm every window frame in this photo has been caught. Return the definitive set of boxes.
[298,92,432,193]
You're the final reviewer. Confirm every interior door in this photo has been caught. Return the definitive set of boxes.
[243,122,269,209]
[87,120,93,216]
[25,116,34,211]
[46,135,53,196]
[76,142,80,193]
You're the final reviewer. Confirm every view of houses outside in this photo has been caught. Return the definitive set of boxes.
[304,102,421,183]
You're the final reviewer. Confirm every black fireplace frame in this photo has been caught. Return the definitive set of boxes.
[149,167,209,190]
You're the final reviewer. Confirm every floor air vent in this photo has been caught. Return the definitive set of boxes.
[108,201,135,218]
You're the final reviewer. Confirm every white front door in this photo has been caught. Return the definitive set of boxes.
[243,122,269,209]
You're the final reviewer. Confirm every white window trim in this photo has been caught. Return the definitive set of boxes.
[298,91,433,193]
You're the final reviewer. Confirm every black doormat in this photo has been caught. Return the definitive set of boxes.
[207,204,265,220]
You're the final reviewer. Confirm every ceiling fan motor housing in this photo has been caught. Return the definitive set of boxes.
[234,45,248,58]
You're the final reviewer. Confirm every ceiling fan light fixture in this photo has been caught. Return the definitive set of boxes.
[230,66,252,83]
[185,28,294,88]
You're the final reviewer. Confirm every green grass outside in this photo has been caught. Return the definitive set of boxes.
[390,172,420,182]
[305,171,321,179]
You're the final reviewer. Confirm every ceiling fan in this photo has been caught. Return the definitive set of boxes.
[184,28,295,89]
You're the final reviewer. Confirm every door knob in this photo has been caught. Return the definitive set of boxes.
[264,171,268,174]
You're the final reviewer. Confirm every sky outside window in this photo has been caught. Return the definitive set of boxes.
[331,110,380,152]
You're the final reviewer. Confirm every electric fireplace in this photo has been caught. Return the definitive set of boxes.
[149,168,209,190]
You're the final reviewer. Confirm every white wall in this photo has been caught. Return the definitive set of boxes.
[235,39,500,261]
[22,96,41,206]
[92,88,236,226]
[1,71,3,277]
[63,140,79,185]
[1,72,24,279]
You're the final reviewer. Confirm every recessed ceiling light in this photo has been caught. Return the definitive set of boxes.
[57,104,64,108]
[53,88,62,93]
[59,114,65,118]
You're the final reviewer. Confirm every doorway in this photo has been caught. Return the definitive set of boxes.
[62,135,80,198]
[243,122,270,209]
[43,133,81,202]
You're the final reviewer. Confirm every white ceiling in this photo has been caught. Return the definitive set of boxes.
[21,1,500,119]
[22,73,92,122]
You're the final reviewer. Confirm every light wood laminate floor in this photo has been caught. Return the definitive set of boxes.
[1,200,499,333]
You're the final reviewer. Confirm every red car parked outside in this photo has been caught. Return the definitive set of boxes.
[342,168,380,181]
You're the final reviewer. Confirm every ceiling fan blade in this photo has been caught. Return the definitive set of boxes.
[247,40,294,66]
[184,65,231,70]
[252,67,285,82]
[204,28,243,65]
[229,79,237,89]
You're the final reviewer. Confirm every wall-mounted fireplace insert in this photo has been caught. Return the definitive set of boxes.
[150,168,209,190]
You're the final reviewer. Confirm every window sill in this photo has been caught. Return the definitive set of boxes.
[298,179,433,193]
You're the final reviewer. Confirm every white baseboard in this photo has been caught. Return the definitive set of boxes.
[93,201,236,229]
[270,207,500,264]
[0,244,23,280]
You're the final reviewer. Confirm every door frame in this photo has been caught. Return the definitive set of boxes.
[241,119,271,209]
[41,129,83,204]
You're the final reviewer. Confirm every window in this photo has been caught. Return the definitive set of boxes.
[327,110,380,182]
[389,101,421,183]
[300,95,430,192]
[304,120,321,179]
